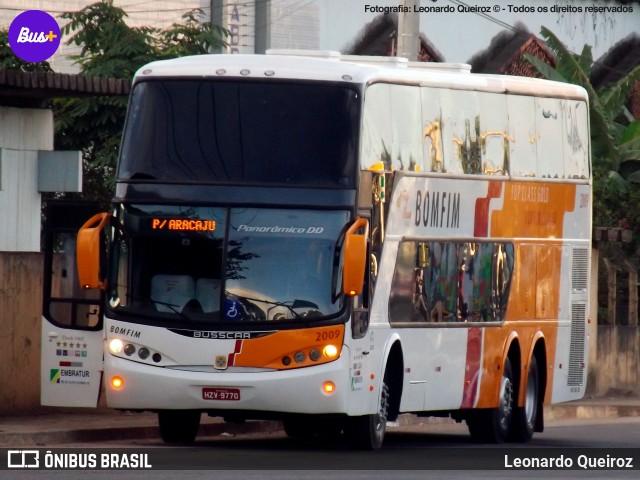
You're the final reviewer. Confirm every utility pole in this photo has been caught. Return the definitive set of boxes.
[397,0,420,61]
[210,0,224,53]
[255,0,271,54]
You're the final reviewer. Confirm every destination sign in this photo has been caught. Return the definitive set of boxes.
[150,218,216,232]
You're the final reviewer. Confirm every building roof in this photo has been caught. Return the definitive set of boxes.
[0,69,131,108]
[468,23,555,77]
[343,13,444,62]
[591,33,640,119]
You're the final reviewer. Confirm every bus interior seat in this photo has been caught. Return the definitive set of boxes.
[151,274,196,313]
[196,278,221,313]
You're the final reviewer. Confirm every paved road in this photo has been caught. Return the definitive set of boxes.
[5,417,638,476]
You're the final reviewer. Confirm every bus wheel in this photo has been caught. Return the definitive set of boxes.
[509,355,539,442]
[158,410,200,443]
[346,373,390,449]
[467,358,514,443]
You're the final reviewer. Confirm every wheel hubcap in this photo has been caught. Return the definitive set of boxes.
[524,371,536,424]
[375,382,390,434]
[498,376,513,431]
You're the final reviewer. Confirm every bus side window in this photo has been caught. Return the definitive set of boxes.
[391,240,515,325]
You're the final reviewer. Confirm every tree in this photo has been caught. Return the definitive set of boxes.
[526,27,640,250]
[54,0,227,207]
[0,29,52,72]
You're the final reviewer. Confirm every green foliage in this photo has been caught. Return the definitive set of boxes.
[53,0,227,207]
[60,0,158,78]
[159,9,228,58]
[526,27,640,251]
[0,29,53,72]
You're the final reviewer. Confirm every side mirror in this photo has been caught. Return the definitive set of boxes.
[77,213,109,290]
[343,217,369,297]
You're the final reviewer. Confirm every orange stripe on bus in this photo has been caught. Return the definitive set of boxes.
[232,325,345,370]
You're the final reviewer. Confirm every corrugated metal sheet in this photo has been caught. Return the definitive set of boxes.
[0,69,131,107]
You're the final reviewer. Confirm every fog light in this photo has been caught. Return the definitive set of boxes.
[282,356,291,366]
[294,352,306,364]
[152,353,162,363]
[322,381,335,394]
[111,376,124,389]
[109,339,123,354]
[123,344,136,356]
[309,349,321,361]
[138,347,150,360]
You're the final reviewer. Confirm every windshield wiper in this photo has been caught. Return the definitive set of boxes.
[109,289,194,322]
[231,295,319,321]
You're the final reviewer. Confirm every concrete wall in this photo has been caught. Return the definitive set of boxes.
[591,325,640,395]
[0,106,52,252]
[0,253,43,413]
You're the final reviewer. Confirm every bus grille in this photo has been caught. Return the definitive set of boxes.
[571,248,589,291]
[568,303,586,386]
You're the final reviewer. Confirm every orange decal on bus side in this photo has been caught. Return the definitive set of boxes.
[472,182,576,408]
[474,181,503,237]
[460,327,482,408]
[490,182,576,239]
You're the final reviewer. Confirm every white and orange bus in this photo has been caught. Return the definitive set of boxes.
[41,51,591,449]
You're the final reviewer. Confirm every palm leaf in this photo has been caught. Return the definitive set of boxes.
[539,27,598,99]
[524,54,567,82]
[599,64,640,118]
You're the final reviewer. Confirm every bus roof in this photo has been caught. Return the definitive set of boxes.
[134,51,588,101]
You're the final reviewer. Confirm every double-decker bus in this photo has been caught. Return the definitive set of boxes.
[41,51,591,449]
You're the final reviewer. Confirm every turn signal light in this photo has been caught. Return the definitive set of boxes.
[111,376,124,389]
[322,381,335,394]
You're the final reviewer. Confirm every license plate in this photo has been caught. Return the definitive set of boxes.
[202,387,240,401]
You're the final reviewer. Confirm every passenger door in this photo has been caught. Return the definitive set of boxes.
[40,201,105,407]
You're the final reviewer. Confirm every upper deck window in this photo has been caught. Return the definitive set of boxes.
[118,80,359,187]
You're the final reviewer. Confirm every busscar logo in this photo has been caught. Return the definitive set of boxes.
[8,10,61,63]
[8,450,39,468]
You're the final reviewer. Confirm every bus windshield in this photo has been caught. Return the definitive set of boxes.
[117,80,359,187]
[108,204,350,324]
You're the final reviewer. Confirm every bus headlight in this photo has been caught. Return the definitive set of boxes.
[323,345,338,359]
[109,339,124,354]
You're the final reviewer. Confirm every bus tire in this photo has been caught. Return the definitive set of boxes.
[467,357,514,443]
[158,410,200,444]
[346,372,390,449]
[509,355,539,442]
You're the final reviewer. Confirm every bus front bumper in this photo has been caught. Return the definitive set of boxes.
[104,351,351,415]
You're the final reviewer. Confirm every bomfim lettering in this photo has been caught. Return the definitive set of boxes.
[415,190,461,229]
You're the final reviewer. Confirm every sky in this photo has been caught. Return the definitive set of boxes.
[1,1,638,71]
[313,0,640,62]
